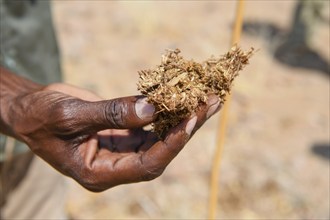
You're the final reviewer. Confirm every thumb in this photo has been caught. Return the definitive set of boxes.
[77,95,156,132]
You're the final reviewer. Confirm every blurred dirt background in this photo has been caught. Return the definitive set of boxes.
[52,0,329,219]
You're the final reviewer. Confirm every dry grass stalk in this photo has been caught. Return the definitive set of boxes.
[137,46,254,137]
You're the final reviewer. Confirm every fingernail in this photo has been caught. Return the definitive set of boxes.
[135,98,155,119]
[185,115,197,136]
[206,98,221,119]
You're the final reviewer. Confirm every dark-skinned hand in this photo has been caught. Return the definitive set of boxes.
[0,68,221,192]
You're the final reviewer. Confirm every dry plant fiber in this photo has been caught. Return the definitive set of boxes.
[137,46,254,138]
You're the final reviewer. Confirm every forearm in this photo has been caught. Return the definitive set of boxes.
[0,66,42,139]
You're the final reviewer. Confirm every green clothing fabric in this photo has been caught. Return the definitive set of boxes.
[0,0,62,161]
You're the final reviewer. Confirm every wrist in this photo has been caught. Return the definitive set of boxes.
[0,66,42,139]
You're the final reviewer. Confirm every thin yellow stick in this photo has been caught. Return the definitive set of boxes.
[208,0,245,219]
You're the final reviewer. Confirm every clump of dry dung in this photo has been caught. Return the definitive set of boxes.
[137,46,254,137]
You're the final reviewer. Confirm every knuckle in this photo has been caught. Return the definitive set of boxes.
[51,99,76,121]
[81,183,105,192]
[138,154,165,182]
[78,168,105,192]
[11,95,80,137]
[49,99,84,131]
[104,99,128,128]
[141,165,165,181]
[81,182,105,192]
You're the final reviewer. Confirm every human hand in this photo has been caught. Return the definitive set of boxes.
[0,69,221,192]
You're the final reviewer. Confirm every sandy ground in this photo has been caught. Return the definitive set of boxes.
[52,1,329,219]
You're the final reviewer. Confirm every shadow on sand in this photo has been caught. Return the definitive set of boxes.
[243,0,329,76]
[311,143,330,161]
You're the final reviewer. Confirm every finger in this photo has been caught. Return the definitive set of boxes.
[137,131,159,153]
[88,115,196,189]
[132,94,221,179]
[82,95,221,190]
[193,94,222,134]
[142,115,197,168]
[117,115,197,183]
[84,135,98,169]
[96,96,221,184]
[75,95,156,133]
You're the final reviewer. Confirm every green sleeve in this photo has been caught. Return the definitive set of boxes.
[0,0,62,160]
